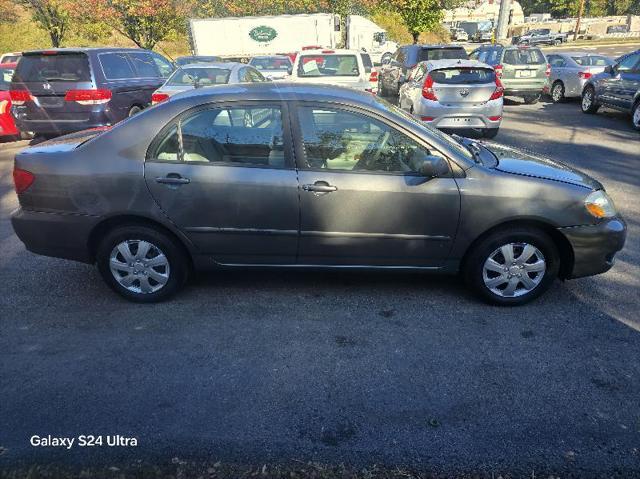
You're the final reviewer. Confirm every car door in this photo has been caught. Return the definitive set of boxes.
[601,52,640,108]
[291,103,460,267]
[144,102,300,265]
[617,53,640,110]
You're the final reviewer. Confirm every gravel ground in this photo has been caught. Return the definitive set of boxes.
[0,97,639,477]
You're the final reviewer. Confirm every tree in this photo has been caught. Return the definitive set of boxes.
[17,0,72,47]
[388,0,444,43]
[75,0,191,50]
[0,0,17,22]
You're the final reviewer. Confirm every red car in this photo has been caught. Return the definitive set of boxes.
[0,62,19,140]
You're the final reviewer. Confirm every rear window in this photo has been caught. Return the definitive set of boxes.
[503,49,545,65]
[176,56,222,66]
[297,54,359,77]
[0,67,13,90]
[250,57,291,71]
[167,67,230,86]
[418,48,468,62]
[431,67,496,84]
[14,53,91,82]
[572,55,612,67]
[128,52,159,77]
[1,55,19,64]
[99,52,135,80]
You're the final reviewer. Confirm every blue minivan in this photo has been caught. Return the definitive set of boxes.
[10,48,174,137]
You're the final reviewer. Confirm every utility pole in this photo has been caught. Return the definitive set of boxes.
[495,0,512,41]
[574,0,586,41]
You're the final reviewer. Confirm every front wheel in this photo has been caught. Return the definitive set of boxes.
[96,225,189,302]
[632,101,640,131]
[581,86,600,114]
[523,94,540,105]
[463,227,559,306]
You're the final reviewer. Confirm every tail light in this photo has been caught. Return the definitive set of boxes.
[421,74,438,101]
[488,115,502,121]
[369,70,378,82]
[64,89,111,105]
[13,167,35,194]
[9,90,33,105]
[321,50,335,54]
[578,71,592,79]
[494,64,503,78]
[545,63,551,77]
[420,116,434,121]
[489,76,504,101]
[151,92,170,105]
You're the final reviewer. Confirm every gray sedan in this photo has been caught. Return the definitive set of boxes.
[10,83,626,305]
[151,62,266,104]
[546,52,613,103]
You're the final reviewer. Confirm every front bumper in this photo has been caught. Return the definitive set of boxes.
[559,217,627,279]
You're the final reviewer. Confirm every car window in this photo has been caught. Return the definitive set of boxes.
[468,50,480,60]
[167,67,230,86]
[99,52,135,80]
[128,52,159,78]
[409,64,425,82]
[418,48,467,62]
[250,57,291,71]
[13,53,91,82]
[297,106,439,174]
[360,53,373,73]
[617,53,640,72]
[175,106,286,167]
[548,55,565,67]
[246,68,266,82]
[153,125,180,161]
[503,48,545,65]
[430,67,496,84]
[297,54,359,77]
[152,53,174,78]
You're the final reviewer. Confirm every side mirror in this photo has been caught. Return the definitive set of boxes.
[410,153,450,177]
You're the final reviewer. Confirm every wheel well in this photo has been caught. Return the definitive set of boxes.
[87,215,194,269]
[460,219,574,279]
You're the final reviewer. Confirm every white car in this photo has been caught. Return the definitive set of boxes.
[289,49,372,92]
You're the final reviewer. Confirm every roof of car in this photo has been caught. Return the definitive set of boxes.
[170,81,379,106]
[421,59,494,70]
[22,47,155,56]
[297,49,361,54]
[402,44,466,49]
[251,55,291,59]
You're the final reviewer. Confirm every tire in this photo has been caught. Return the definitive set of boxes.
[551,81,565,103]
[463,226,560,306]
[581,85,600,114]
[553,39,561,46]
[378,78,388,97]
[128,105,143,117]
[96,225,189,303]
[632,101,640,131]
[523,94,540,105]
[482,128,499,139]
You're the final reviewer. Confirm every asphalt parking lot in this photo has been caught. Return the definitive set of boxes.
[1,96,639,476]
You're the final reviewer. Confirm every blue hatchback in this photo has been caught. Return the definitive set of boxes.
[10,48,175,137]
[581,49,640,131]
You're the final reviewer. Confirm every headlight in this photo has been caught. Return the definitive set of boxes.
[584,190,616,218]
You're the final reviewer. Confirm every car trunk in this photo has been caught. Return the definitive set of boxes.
[502,49,547,90]
[431,67,497,105]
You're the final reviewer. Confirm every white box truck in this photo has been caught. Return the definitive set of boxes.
[188,13,397,64]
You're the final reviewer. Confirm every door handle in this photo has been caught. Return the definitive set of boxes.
[155,175,190,185]
[302,182,337,193]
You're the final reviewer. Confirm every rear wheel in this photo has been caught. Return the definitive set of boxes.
[632,101,640,131]
[96,225,189,302]
[551,81,565,103]
[482,128,499,139]
[581,85,600,114]
[463,227,559,306]
[128,105,143,117]
[523,94,540,105]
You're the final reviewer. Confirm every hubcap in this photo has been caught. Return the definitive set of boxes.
[582,90,592,110]
[482,243,546,298]
[109,240,170,294]
[553,84,562,101]
[633,105,640,127]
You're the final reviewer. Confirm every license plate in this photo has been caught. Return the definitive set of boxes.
[35,96,64,107]
[516,70,535,78]
[450,117,472,123]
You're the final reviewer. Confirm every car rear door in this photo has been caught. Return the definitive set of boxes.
[291,103,460,267]
[144,102,300,265]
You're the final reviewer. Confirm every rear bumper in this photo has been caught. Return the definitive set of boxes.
[12,106,119,136]
[416,98,503,129]
[559,217,627,279]
[11,207,97,263]
[0,114,18,137]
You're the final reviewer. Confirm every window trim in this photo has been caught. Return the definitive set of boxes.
[289,100,454,177]
[145,100,295,170]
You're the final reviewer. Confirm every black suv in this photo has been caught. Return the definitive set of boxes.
[10,48,174,138]
[378,44,468,97]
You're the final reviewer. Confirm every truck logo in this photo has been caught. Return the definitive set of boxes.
[249,26,277,43]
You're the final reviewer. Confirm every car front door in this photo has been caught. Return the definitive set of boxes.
[601,52,640,108]
[291,103,460,267]
[144,102,299,265]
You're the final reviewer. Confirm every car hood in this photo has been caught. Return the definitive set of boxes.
[486,143,601,189]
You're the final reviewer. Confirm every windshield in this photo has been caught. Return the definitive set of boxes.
[503,49,545,65]
[418,48,468,62]
[0,67,13,90]
[14,53,91,82]
[431,67,496,84]
[250,57,291,71]
[297,55,359,77]
[167,67,231,86]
